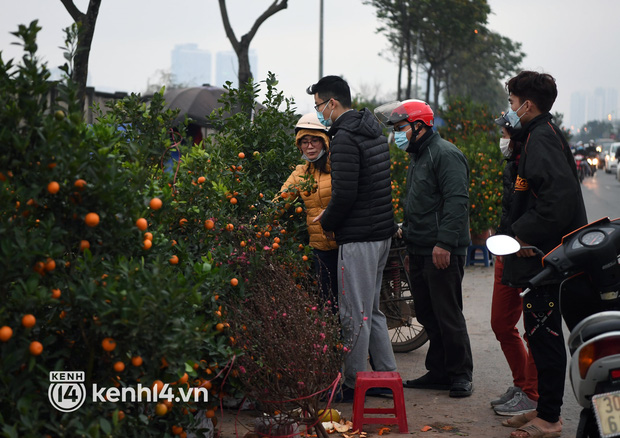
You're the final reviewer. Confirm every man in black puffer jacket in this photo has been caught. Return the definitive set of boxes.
[308,76,398,401]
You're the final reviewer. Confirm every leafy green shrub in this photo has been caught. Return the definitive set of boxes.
[0,21,321,438]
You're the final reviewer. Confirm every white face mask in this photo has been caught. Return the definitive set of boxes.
[499,138,512,158]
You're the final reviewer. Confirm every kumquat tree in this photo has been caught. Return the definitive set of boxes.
[0,21,338,438]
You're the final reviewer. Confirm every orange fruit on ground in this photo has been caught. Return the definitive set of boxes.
[80,240,90,251]
[204,219,215,230]
[136,217,148,231]
[142,239,152,250]
[51,288,61,299]
[44,258,56,272]
[169,255,179,265]
[47,181,60,194]
[101,337,116,352]
[74,179,87,190]
[149,197,163,210]
[144,232,153,241]
[113,361,125,372]
[85,212,100,227]
[22,314,36,328]
[155,402,168,416]
[230,278,239,287]
[131,356,143,367]
[0,326,13,342]
[238,152,245,159]
[205,409,216,418]
[29,341,43,356]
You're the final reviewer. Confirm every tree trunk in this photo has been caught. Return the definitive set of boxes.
[59,0,102,117]
[425,66,432,104]
[218,0,288,88]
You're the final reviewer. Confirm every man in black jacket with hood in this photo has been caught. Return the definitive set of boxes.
[308,76,398,401]
[501,71,587,438]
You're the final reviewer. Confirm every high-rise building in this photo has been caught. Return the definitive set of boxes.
[171,44,212,87]
[570,88,619,130]
[215,50,258,88]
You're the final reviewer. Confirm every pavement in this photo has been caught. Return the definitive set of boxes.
[215,264,581,438]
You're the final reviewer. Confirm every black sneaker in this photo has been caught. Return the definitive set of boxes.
[449,379,473,398]
[403,372,451,390]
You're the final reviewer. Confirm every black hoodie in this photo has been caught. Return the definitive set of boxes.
[320,108,397,244]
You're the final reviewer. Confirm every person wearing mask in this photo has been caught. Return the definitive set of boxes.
[280,113,338,310]
[308,75,398,402]
[388,99,474,398]
[501,71,586,438]
[489,116,539,417]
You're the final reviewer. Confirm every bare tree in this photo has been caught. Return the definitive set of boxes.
[59,0,102,114]
[218,0,288,87]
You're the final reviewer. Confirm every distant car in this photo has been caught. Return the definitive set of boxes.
[604,142,620,174]
[597,139,615,169]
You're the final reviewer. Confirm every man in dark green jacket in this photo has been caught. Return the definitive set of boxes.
[388,99,473,398]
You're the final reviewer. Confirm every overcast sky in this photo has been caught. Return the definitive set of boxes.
[2,0,620,130]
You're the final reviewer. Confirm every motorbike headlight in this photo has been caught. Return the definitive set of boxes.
[579,335,620,379]
[587,158,593,165]
[592,158,599,165]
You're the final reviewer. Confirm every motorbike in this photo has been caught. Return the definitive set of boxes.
[487,217,620,438]
[574,152,593,183]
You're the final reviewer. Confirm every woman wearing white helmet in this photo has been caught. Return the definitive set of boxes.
[280,112,338,310]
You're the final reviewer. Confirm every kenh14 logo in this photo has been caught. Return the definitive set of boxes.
[48,371,87,412]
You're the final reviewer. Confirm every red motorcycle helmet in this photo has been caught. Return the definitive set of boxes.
[388,99,434,127]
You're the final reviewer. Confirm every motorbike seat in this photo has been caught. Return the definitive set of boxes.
[580,320,620,343]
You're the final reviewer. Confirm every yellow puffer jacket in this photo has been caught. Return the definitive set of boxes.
[280,164,337,251]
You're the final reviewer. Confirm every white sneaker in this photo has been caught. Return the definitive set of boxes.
[490,386,521,407]
[493,391,537,416]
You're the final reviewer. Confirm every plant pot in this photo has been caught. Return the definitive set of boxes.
[471,229,492,246]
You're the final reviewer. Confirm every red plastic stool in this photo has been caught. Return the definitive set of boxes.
[352,371,408,433]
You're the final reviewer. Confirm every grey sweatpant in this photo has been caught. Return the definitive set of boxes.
[338,239,397,388]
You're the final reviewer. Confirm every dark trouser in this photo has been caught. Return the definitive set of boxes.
[522,285,565,424]
[409,254,473,381]
[313,248,339,314]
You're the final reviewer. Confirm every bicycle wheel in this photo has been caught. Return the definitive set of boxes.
[380,245,428,353]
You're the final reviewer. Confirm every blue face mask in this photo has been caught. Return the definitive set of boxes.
[394,130,410,150]
[504,101,527,130]
[316,101,334,128]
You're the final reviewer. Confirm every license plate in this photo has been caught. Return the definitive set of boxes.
[592,391,620,437]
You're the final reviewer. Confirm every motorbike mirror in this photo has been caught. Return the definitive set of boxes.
[486,235,521,256]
